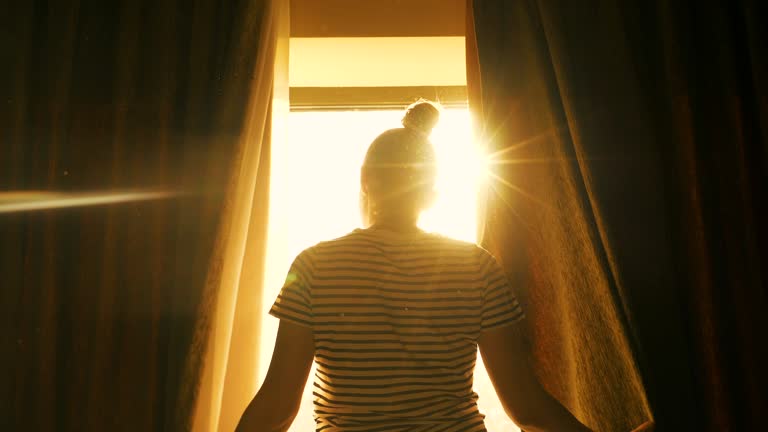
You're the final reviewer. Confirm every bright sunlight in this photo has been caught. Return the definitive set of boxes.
[260,108,519,431]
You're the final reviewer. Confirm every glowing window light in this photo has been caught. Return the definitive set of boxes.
[259,109,518,432]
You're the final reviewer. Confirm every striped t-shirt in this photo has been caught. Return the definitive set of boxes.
[270,227,525,432]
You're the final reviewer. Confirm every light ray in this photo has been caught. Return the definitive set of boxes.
[487,156,568,166]
[485,178,528,227]
[0,190,176,213]
[487,153,619,167]
[486,171,553,211]
[480,116,579,169]
[483,126,561,162]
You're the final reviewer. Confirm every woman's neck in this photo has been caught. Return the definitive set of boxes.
[370,213,421,233]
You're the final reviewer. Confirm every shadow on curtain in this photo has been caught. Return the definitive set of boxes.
[1,0,283,430]
[468,0,766,431]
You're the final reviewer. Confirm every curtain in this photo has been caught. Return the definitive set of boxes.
[1,0,286,430]
[468,1,766,431]
[467,2,652,431]
[192,1,289,431]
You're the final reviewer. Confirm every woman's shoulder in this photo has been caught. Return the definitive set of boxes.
[305,228,489,259]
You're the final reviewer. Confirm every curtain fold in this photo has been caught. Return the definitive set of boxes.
[2,0,282,430]
[468,0,767,431]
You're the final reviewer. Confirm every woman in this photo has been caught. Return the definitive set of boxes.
[237,101,592,431]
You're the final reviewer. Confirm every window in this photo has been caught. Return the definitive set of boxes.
[259,107,518,431]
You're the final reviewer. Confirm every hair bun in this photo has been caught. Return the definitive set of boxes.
[402,99,441,136]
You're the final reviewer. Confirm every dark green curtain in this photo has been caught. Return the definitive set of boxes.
[1,0,271,430]
[469,0,766,431]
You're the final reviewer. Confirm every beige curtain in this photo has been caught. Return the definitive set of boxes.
[190,1,290,431]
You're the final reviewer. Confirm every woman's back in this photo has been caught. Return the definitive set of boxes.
[270,227,524,431]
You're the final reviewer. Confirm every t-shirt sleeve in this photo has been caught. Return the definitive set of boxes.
[480,251,525,332]
[269,250,314,328]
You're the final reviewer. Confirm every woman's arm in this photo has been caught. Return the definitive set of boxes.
[478,323,593,432]
[236,320,314,432]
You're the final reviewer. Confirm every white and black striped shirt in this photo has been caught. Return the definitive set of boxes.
[270,227,524,432]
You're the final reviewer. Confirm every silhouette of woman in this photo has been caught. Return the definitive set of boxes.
[237,100,592,432]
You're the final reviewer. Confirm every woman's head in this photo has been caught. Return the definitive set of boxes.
[360,100,441,226]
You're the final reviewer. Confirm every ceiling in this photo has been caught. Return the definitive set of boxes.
[290,0,466,37]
